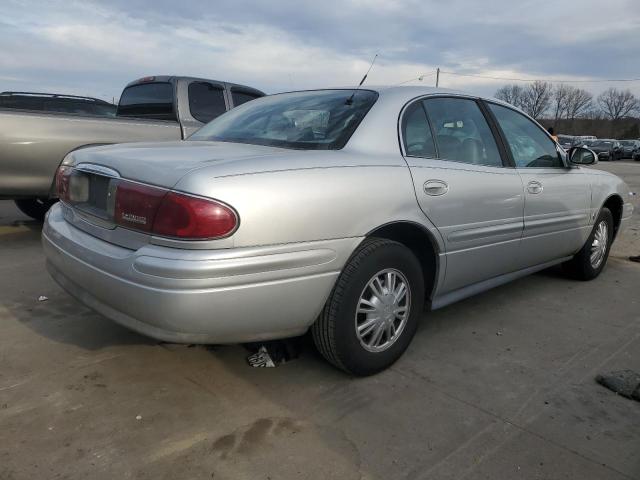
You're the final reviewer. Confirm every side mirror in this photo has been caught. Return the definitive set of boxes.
[569,146,597,165]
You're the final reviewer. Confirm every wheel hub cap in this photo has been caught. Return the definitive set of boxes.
[590,221,608,269]
[355,268,411,353]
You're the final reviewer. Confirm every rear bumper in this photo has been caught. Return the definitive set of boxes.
[43,204,360,344]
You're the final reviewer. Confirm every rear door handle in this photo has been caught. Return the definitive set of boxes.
[424,179,449,196]
[527,181,543,194]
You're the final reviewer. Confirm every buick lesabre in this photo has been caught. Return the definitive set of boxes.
[43,86,634,375]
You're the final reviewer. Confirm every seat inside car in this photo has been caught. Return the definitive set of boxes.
[436,134,461,160]
[459,137,484,164]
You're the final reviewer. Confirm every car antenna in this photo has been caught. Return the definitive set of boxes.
[345,54,378,105]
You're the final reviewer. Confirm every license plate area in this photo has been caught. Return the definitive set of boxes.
[68,170,117,221]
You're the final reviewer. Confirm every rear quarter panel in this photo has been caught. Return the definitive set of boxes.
[0,110,181,198]
[173,162,444,250]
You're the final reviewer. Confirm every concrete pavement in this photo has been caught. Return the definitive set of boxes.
[1,161,639,480]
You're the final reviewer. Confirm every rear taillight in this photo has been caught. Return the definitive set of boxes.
[57,167,238,240]
[114,182,166,233]
[152,192,238,239]
[113,181,237,240]
[55,165,71,202]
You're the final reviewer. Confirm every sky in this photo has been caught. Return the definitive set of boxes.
[2,0,640,102]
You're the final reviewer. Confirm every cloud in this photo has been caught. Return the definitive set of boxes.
[1,0,639,100]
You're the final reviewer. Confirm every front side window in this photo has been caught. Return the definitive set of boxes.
[189,89,378,150]
[488,103,563,168]
[423,97,502,167]
[402,101,435,157]
[117,82,175,120]
[188,82,227,123]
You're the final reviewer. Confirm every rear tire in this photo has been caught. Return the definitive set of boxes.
[14,198,57,222]
[312,237,425,376]
[563,208,614,280]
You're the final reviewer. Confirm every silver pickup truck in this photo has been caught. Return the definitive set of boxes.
[0,75,264,220]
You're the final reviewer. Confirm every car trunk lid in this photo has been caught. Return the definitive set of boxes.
[60,141,294,247]
[66,141,293,188]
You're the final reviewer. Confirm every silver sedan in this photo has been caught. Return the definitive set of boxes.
[43,86,634,375]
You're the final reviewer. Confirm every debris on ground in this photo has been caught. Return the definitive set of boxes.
[247,346,276,367]
[496,331,503,336]
[629,255,640,263]
[37,295,48,302]
[596,370,640,401]
[245,339,301,368]
[135,415,142,420]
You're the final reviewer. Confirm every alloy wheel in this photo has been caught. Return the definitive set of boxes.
[355,268,411,353]
[590,221,608,269]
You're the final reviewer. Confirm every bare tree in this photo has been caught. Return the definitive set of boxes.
[494,84,525,108]
[565,87,593,119]
[552,84,571,122]
[520,81,553,119]
[597,88,639,120]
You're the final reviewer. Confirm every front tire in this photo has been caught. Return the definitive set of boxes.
[563,208,614,280]
[312,237,425,376]
[14,198,57,222]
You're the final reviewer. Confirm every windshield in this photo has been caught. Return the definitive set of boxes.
[189,89,379,150]
[591,141,612,146]
[620,140,634,146]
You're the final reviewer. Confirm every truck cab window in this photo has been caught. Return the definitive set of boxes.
[188,82,227,123]
[117,82,176,121]
[231,89,262,107]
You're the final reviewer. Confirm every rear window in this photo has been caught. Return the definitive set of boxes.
[189,89,378,150]
[117,82,175,120]
[188,82,227,123]
[231,89,262,107]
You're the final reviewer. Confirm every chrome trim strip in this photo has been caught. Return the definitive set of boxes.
[75,163,120,178]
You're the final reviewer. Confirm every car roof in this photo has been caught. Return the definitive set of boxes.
[273,85,522,113]
[329,85,489,103]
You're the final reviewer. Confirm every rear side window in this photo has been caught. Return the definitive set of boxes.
[488,103,563,168]
[231,89,262,107]
[188,82,227,123]
[402,102,435,157]
[423,97,502,167]
[117,82,175,120]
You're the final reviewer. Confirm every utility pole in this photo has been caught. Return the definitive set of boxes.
[436,68,440,88]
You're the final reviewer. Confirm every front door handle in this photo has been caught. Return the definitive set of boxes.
[424,179,449,196]
[527,181,543,194]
